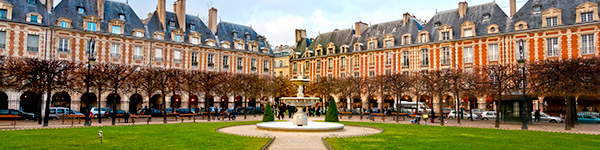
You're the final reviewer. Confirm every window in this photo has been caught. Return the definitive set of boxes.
[516,40,528,60]
[441,47,450,65]
[403,36,410,45]
[546,17,558,27]
[60,21,68,28]
[58,38,69,52]
[278,60,283,67]
[223,56,229,69]
[27,35,39,52]
[304,61,310,72]
[77,7,85,14]
[87,22,97,31]
[189,24,196,30]
[533,5,542,13]
[174,35,182,42]
[207,54,214,68]
[547,38,559,57]
[155,49,162,61]
[368,42,375,50]
[110,43,120,58]
[111,26,121,34]
[581,12,594,22]
[251,58,257,71]
[133,46,142,60]
[353,55,360,68]
[292,63,298,74]
[235,43,243,50]
[191,37,200,44]
[135,31,143,37]
[385,40,392,47]
[264,60,269,72]
[119,14,126,20]
[237,57,243,71]
[488,44,499,61]
[463,28,473,37]
[402,51,409,68]
[420,49,429,66]
[369,71,375,76]
[0,31,6,48]
[27,0,35,5]
[30,15,38,23]
[316,60,322,70]
[421,34,427,43]
[442,32,450,40]
[169,21,175,27]
[582,34,595,54]
[463,47,473,63]
[174,51,181,63]
[483,13,491,20]
[354,72,360,77]
[191,52,198,67]
[156,34,163,40]
[385,52,392,65]
[340,57,346,69]
[0,9,7,19]
[328,58,333,70]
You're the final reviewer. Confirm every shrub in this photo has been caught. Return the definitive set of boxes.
[325,101,339,122]
[262,102,275,122]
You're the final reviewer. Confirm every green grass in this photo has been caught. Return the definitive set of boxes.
[327,122,600,150]
[0,122,269,150]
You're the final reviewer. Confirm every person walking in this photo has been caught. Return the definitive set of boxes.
[431,110,435,124]
[534,109,541,122]
[124,111,130,123]
[277,105,285,120]
[423,110,429,125]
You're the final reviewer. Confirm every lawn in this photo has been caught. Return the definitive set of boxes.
[327,122,600,150]
[0,122,269,150]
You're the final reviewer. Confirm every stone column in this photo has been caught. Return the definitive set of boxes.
[333,95,340,108]
[361,96,368,110]
[143,95,150,108]
[376,95,383,110]
[213,96,220,108]
[71,92,82,112]
[347,98,352,110]
[432,95,440,113]
[181,94,189,109]
[165,95,172,109]
[477,96,487,110]
[229,96,235,109]
[538,96,545,112]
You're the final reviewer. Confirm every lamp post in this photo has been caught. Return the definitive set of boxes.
[84,38,96,126]
[517,39,528,130]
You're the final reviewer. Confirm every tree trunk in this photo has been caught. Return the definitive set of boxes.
[206,92,211,121]
[439,93,444,126]
[43,86,52,127]
[565,98,571,130]
[456,91,460,124]
[98,87,103,124]
[112,89,117,126]
[243,96,247,119]
[162,91,167,124]
[37,93,42,124]
[572,97,578,126]
[495,99,501,128]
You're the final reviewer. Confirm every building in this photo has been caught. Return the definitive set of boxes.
[290,0,600,116]
[0,0,273,113]
[273,45,293,77]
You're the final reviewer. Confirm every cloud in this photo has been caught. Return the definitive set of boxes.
[248,15,306,46]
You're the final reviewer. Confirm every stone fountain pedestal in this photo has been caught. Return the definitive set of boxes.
[292,107,308,126]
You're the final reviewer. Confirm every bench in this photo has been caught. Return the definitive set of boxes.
[0,115,20,128]
[369,113,387,122]
[130,115,152,124]
[179,114,196,123]
[167,113,179,121]
[199,112,216,120]
[338,112,353,119]
[59,115,86,126]
[391,113,408,121]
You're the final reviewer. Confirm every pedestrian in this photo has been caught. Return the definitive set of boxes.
[534,109,540,122]
[316,107,321,117]
[124,111,130,123]
[423,110,429,125]
[431,110,435,124]
[278,105,285,120]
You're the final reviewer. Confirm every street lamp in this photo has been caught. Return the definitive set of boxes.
[517,39,528,130]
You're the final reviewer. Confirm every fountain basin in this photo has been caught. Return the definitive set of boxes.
[256,121,344,131]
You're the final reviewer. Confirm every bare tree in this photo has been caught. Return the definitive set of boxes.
[348,75,369,120]
[196,71,222,121]
[422,69,452,125]
[386,73,411,122]
[105,64,137,125]
[481,64,519,128]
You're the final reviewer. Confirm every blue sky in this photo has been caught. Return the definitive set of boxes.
[56,0,527,47]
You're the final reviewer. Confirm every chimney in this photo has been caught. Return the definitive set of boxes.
[158,0,166,29]
[174,0,186,31]
[295,29,307,47]
[43,0,53,13]
[208,7,218,34]
[403,12,411,25]
[98,0,105,19]
[510,0,516,17]
[354,21,368,37]
[458,1,468,18]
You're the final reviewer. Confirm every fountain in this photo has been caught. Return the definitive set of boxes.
[256,75,344,131]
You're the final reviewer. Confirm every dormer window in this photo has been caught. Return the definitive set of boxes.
[419,32,429,43]
[111,26,121,34]
[402,35,411,45]
[27,13,42,24]
[576,2,599,23]
[154,32,165,40]
[546,17,558,27]
[118,14,126,20]
[461,21,475,38]
[483,13,491,21]
[367,43,375,50]
[581,12,593,22]
[190,37,200,44]
[244,32,250,40]
[235,42,244,50]
[221,41,231,49]
[206,39,216,46]
[189,24,196,30]
[533,5,542,14]
[0,9,7,19]
[60,21,68,28]
[515,21,528,31]
[442,32,450,40]
[174,35,182,42]
[108,19,125,34]
[57,17,71,28]
[30,15,38,23]
[134,31,143,37]
[463,28,473,37]
[434,21,441,28]
[169,21,176,27]
[487,24,499,34]
[27,0,35,5]
[232,30,238,38]
[77,7,85,14]
[542,8,562,27]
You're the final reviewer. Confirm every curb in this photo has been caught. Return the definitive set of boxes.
[321,124,385,150]
[215,125,276,150]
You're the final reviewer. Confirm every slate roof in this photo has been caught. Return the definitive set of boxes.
[353,17,422,49]
[216,21,271,54]
[2,0,49,25]
[53,0,145,37]
[421,2,508,42]
[509,0,600,32]
[305,28,354,56]
[144,11,216,45]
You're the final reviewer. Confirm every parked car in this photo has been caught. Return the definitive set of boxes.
[91,107,110,118]
[139,108,162,117]
[49,107,84,119]
[532,112,563,123]
[470,109,486,116]
[442,108,455,115]
[0,109,35,120]
[106,109,129,118]
[481,111,497,120]
[447,110,479,120]
[577,113,600,124]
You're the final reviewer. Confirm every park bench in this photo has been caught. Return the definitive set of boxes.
[179,113,196,123]
[391,113,408,121]
[130,115,151,124]
[0,115,20,128]
[199,112,216,120]
[338,112,353,119]
[167,113,179,121]
[370,113,387,122]
[59,114,85,126]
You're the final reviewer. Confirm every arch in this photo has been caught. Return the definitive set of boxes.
[80,93,97,114]
[129,94,143,114]
[189,95,199,109]
[20,92,41,114]
[400,95,413,102]
[419,95,432,109]
[0,91,7,109]
[234,96,242,108]
[542,96,564,116]
[106,93,121,110]
[383,95,394,110]
[441,95,454,110]
[368,96,377,109]
[339,97,347,110]
[248,98,257,108]
[170,95,181,109]
[150,94,162,110]
[461,94,477,110]
[51,91,71,108]
[220,96,228,109]
[352,97,361,109]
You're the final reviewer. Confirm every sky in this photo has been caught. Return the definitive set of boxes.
[55,0,528,47]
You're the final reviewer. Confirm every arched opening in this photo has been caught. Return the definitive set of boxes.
[51,91,71,108]
[352,97,361,109]
[401,95,413,102]
[150,94,162,110]
[486,95,494,110]
[189,95,199,109]
[0,91,8,109]
[577,96,600,112]
[368,96,377,110]
[20,92,41,114]
[106,93,122,110]
[129,94,143,114]
[170,95,181,109]
[248,98,257,108]
[206,95,214,108]
[441,95,454,114]
[234,96,242,108]
[339,98,347,110]
[220,96,228,109]
[461,95,477,110]
[383,95,394,110]
[80,93,97,115]
[420,95,432,109]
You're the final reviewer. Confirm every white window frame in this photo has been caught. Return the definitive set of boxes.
[111,25,121,34]
[546,17,558,27]
[87,22,97,31]
[488,44,499,61]
[58,38,69,52]
[385,51,392,65]
[581,12,594,22]
[402,51,409,68]
[155,49,163,61]
[547,38,559,57]
[464,28,473,37]
[340,57,346,69]
[110,43,120,58]
[223,56,229,69]
[173,50,182,63]
[581,34,595,55]
[133,46,142,60]
[420,49,429,66]
[191,52,198,67]
[463,46,473,63]
[441,47,450,65]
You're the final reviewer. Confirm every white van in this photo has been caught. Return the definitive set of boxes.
[49,107,84,119]
[399,101,431,113]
